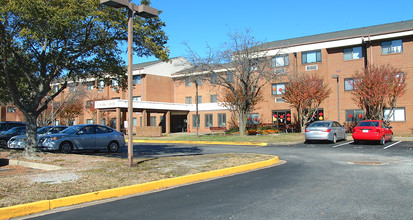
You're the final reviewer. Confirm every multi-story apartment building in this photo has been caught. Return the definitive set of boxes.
[2,20,413,135]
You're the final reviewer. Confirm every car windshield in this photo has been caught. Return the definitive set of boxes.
[0,124,9,131]
[37,127,50,134]
[308,122,330,127]
[4,127,22,135]
[358,121,379,127]
[61,126,82,134]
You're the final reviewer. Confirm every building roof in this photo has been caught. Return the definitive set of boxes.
[259,19,413,50]
[132,59,164,70]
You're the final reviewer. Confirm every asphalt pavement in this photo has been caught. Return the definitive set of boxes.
[19,140,413,219]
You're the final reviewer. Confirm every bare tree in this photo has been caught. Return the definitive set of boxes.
[185,30,277,136]
[37,85,87,127]
[352,64,406,123]
[282,72,331,132]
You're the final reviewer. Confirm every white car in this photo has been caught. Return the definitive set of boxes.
[8,126,68,149]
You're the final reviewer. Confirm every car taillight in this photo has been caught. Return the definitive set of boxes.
[323,129,331,132]
[305,129,309,132]
[375,128,381,133]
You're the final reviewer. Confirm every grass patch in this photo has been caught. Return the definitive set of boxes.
[134,133,305,144]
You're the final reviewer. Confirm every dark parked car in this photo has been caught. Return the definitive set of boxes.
[0,121,26,134]
[38,124,125,153]
[8,125,68,149]
[0,126,26,148]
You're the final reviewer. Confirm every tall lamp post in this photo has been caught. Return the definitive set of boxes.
[100,0,158,166]
[332,75,340,122]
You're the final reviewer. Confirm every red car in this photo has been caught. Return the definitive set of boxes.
[352,120,393,145]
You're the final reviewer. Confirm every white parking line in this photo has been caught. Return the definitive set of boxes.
[332,141,353,148]
[383,141,402,150]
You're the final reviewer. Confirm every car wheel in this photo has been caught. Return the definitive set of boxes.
[59,141,72,154]
[332,134,337,144]
[380,136,385,145]
[108,141,119,153]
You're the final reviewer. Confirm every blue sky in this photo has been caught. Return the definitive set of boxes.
[128,0,413,64]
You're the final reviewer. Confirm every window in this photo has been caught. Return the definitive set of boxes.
[344,47,362,60]
[98,80,105,93]
[7,107,16,113]
[272,83,286,95]
[69,84,76,92]
[210,95,217,103]
[54,120,60,126]
[197,96,202,104]
[86,119,93,124]
[112,97,120,100]
[345,109,364,123]
[272,110,292,125]
[86,82,94,90]
[381,39,402,54]
[210,74,217,83]
[150,116,157,126]
[192,114,200,128]
[227,72,234,82]
[86,101,93,108]
[344,78,354,91]
[110,118,116,128]
[185,77,192,87]
[133,75,141,85]
[133,117,137,126]
[185,96,192,104]
[101,118,106,125]
[302,50,321,64]
[384,107,405,122]
[112,79,119,91]
[247,113,259,125]
[205,114,213,128]
[98,80,105,88]
[272,55,289,67]
[132,96,141,102]
[305,109,324,122]
[197,77,202,86]
[53,85,59,92]
[218,113,226,127]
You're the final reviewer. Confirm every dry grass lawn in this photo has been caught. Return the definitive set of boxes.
[0,149,274,208]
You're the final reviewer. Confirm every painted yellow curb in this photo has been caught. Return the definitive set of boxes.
[130,139,268,146]
[0,156,279,220]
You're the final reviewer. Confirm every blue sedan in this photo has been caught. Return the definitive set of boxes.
[38,124,125,153]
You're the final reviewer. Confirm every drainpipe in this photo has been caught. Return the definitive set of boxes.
[368,35,373,67]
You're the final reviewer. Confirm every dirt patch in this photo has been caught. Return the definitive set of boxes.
[0,149,274,208]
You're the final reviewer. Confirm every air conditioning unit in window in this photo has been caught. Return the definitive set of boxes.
[305,64,318,71]
[274,68,286,74]
[274,97,286,103]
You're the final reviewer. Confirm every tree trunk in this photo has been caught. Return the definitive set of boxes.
[238,111,247,136]
[24,112,39,158]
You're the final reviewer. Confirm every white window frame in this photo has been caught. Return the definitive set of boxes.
[272,83,286,95]
[384,107,405,122]
[344,47,363,60]
[302,50,321,64]
[381,39,403,54]
[272,55,289,67]
[344,78,354,91]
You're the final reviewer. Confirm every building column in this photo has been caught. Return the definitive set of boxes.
[142,110,147,127]
[116,107,121,132]
[96,109,101,125]
[165,111,171,134]
[147,112,151,126]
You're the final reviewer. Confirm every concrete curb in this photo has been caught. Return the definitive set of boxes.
[0,156,280,219]
[130,139,268,146]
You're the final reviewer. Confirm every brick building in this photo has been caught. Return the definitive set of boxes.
[3,20,413,135]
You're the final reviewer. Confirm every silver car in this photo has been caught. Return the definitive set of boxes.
[38,124,125,153]
[8,125,68,149]
[305,121,347,143]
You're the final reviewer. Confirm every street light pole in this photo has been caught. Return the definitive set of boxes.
[100,0,158,167]
[332,75,340,122]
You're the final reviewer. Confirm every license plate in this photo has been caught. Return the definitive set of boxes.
[363,129,369,133]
